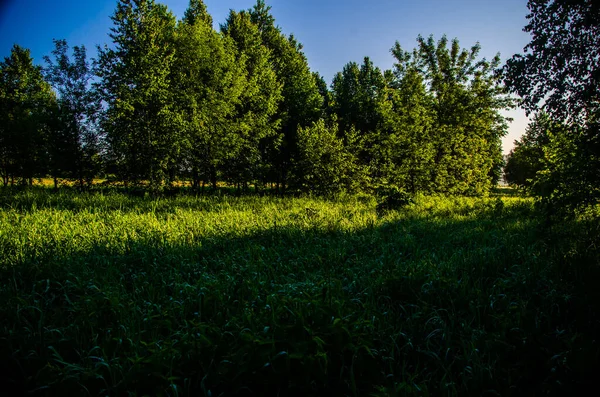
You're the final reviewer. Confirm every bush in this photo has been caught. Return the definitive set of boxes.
[375,186,414,214]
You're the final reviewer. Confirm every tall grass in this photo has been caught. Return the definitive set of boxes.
[0,188,598,396]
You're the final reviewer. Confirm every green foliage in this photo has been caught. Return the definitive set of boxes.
[535,123,600,213]
[182,0,212,26]
[313,71,332,118]
[1,189,598,395]
[374,59,434,193]
[0,45,56,186]
[374,36,511,196]
[329,37,510,196]
[294,118,364,195]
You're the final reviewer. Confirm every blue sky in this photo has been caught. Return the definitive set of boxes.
[0,0,532,153]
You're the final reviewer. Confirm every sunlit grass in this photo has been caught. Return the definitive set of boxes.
[0,188,598,396]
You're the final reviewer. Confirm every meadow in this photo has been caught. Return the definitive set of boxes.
[0,188,598,396]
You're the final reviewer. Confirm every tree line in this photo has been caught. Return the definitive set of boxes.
[3,0,596,212]
[0,0,510,196]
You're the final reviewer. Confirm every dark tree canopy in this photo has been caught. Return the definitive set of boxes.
[0,45,55,186]
[43,39,101,189]
[504,0,600,123]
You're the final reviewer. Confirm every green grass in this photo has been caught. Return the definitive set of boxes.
[0,188,598,396]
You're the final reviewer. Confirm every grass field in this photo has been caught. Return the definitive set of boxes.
[0,188,598,396]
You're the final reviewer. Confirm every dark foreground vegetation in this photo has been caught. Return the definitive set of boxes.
[0,187,598,396]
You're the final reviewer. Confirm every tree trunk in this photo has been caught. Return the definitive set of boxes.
[281,170,287,196]
[192,168,199,190]
[168,168,175,186]
[210,167,217,190]
[79,170,84,191]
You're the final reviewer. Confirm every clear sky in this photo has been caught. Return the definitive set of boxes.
[0,0,532,154]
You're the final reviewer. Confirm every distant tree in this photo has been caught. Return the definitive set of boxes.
[43,39,102,189]
[504,112,551,189]
[331,62,361,136]
[313,71,332,118]
[329,57,390,193]
[374,55,435,193]
[331,57,387,152]
[221,8,282,191]
[0,45,55,186]
[328,36,509,195]
[503,0,600,210]
[249,0,323,193]
[402,35,511,194]
[183,0,212,26]
[95,0,180,190]
[174,1,247,191]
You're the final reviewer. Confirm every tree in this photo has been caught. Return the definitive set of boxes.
[174,1,247,191]
[0,45,55,186]
[313,71,332,119]
[249,0,323,193]
[534,122,595,210]
[329,57,389,192]
[403,35,511,194]
[504,112,551,189]
[96,0,180,190]
[221,8,282,191]
[331,62,361,136]
[183,0,212,26]
[43,39,101,189]
[373,55,435,193]
[331,57,387,149]
[504,0,600,210]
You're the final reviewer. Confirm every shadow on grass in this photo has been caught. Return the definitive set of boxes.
[0,200,598,396]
